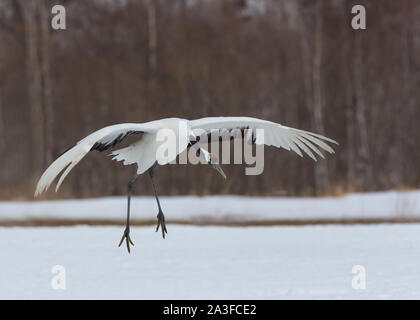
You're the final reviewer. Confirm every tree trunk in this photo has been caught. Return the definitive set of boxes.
[312,0,329,195]
[345,80,356,189]
[39,0,54,165]
[19,0,45,174]
[0,82,4,152]
[353,35,373,190]
[0,45,4,153]
[146,0,157,76]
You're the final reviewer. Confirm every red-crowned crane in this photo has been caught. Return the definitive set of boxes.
[35,117,337,252]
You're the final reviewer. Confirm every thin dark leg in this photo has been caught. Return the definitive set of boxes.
[148,167,167,238]
[118,173,138,253]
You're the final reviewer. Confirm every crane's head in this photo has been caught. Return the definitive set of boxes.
[200,148,226,179]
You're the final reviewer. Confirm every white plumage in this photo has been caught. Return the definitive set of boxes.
[34,116,337,252]
[35,116,337,197]
[190,117,336,160]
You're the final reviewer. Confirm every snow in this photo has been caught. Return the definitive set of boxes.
[1,190,419,222]
[1,224,420,299]
[2,190,419,299]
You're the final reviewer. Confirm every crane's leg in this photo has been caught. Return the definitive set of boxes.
[148,167,168,239]
[118,173,138,253]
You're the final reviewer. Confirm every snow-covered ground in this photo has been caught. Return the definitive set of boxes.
[1,190,419,223]
[1,224,420,299]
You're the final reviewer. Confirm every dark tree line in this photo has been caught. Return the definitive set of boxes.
[0,0,419,199]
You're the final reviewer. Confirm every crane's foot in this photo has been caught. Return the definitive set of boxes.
[118,227,134,253]
[156,211,168,239]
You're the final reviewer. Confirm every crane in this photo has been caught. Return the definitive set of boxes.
[35,117,337,252]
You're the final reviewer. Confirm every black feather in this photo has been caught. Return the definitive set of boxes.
[89,130,143,152]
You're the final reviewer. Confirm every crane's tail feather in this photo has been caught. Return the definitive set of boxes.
[34,144,90,197]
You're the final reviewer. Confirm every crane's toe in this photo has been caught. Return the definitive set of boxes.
[156,211,168,239]
[118,227,134,253]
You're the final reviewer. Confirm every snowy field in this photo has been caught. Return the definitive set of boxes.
[1,190,419,223]
[1,224,420,299]
[1,190,420,299]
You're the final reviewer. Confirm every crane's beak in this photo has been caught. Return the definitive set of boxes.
[200,148,227,179]
[213,163,226,179]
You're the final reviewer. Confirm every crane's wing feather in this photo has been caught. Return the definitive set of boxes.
[189,117,337,161]
[35,123,155,196]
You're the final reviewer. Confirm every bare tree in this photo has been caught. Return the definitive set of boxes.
[312,0,329,194]
[146,0,157,75]
[0,83,4,153]
[353,34,373,190]
[0,44,5,153]
[345,77,356,188]
[1,0,420,199]
[18,0,45,174]
[39,0,54,165]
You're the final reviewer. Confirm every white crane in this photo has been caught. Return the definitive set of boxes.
[35,117,337,252]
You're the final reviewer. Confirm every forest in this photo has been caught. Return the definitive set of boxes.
[0,0,419,199]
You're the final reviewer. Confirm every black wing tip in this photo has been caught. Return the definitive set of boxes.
[90,131,143,152]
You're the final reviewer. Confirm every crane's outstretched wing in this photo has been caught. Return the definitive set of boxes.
[35,123,156,196]
[189,117,337,161]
